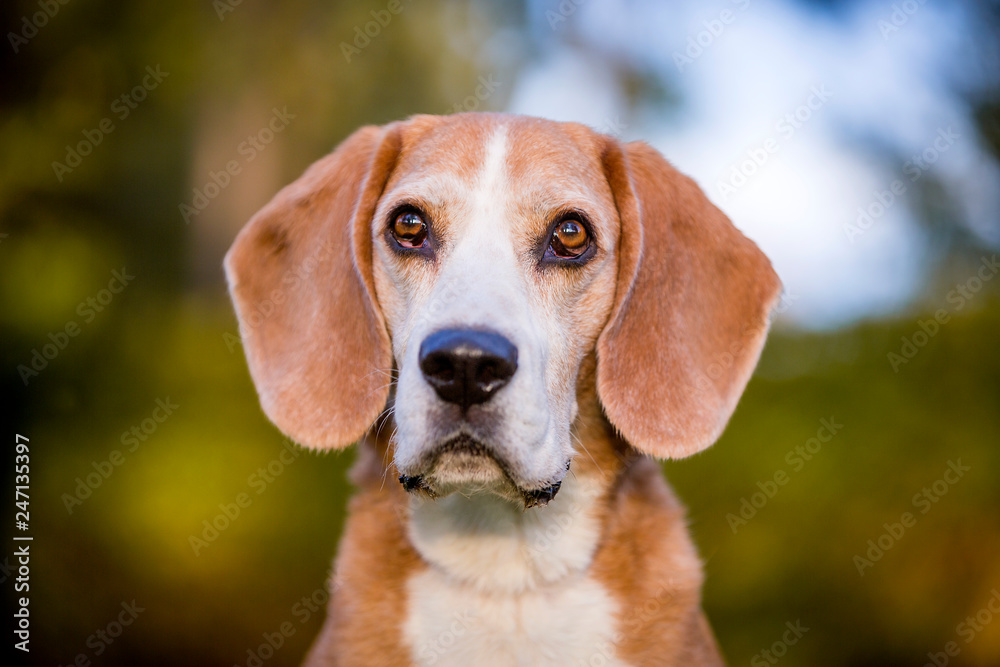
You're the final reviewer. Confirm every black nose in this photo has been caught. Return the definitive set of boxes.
[419,329,518,410]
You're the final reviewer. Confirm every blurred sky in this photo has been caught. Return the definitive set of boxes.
[503,0,1000,328]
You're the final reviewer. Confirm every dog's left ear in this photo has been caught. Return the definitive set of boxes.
[597,140,782,459]
[224,124,402,449]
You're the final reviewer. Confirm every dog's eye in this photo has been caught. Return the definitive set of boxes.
[391,211,428,248]
[547,218,590,259]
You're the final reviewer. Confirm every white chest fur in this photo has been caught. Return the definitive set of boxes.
[404,569,627,666]
[402,473,630,666]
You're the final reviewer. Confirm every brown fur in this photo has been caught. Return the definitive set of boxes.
[224,124,399,449]
[597,140,781,458]
[302,435,421,666]
[226,113,781,666]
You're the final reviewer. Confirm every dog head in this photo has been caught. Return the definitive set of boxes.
[225,113,781,508]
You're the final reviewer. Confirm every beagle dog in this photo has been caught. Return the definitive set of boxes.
[225,112,780,666]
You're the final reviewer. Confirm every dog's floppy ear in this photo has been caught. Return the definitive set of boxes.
[597,140,782,459]
[224,124,401,449]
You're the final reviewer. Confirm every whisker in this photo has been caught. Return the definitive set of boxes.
[570,430,605,478]
[361,366,399,381]
[378,426,399,492]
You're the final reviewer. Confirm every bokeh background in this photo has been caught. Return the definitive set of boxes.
[2,0,999,665]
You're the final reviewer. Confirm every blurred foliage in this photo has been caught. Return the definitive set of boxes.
[2,0,999,666]
[669,292,1000,666]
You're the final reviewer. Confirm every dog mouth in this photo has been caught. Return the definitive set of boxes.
[397,434,565,509]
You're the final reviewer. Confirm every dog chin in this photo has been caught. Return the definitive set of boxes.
[397,435,566,509]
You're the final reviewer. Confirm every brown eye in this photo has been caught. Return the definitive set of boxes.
[548,218,590,259]
[391,211,428,248]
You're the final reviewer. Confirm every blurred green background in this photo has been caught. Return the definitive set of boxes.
[2,0,999,665]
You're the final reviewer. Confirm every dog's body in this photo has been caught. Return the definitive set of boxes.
[226,113,780,666]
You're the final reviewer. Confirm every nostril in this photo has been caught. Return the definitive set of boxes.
[418,329,518,409]
[477,358,514,392]
[421,354,456,383]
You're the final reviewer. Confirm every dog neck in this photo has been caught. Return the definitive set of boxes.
[404,463,609,594]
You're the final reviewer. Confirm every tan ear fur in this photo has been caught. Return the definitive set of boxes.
[597,140,782,458]
[224,124,401,449]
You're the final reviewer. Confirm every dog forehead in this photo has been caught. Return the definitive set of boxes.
[386,114,614,212]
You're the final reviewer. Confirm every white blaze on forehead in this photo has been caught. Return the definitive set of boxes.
[443,124,516,270]
[475,125,510,216]
[431,123,527,333]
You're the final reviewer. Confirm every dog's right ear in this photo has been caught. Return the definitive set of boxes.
[596,139,781,460]
[224,124,401,450]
